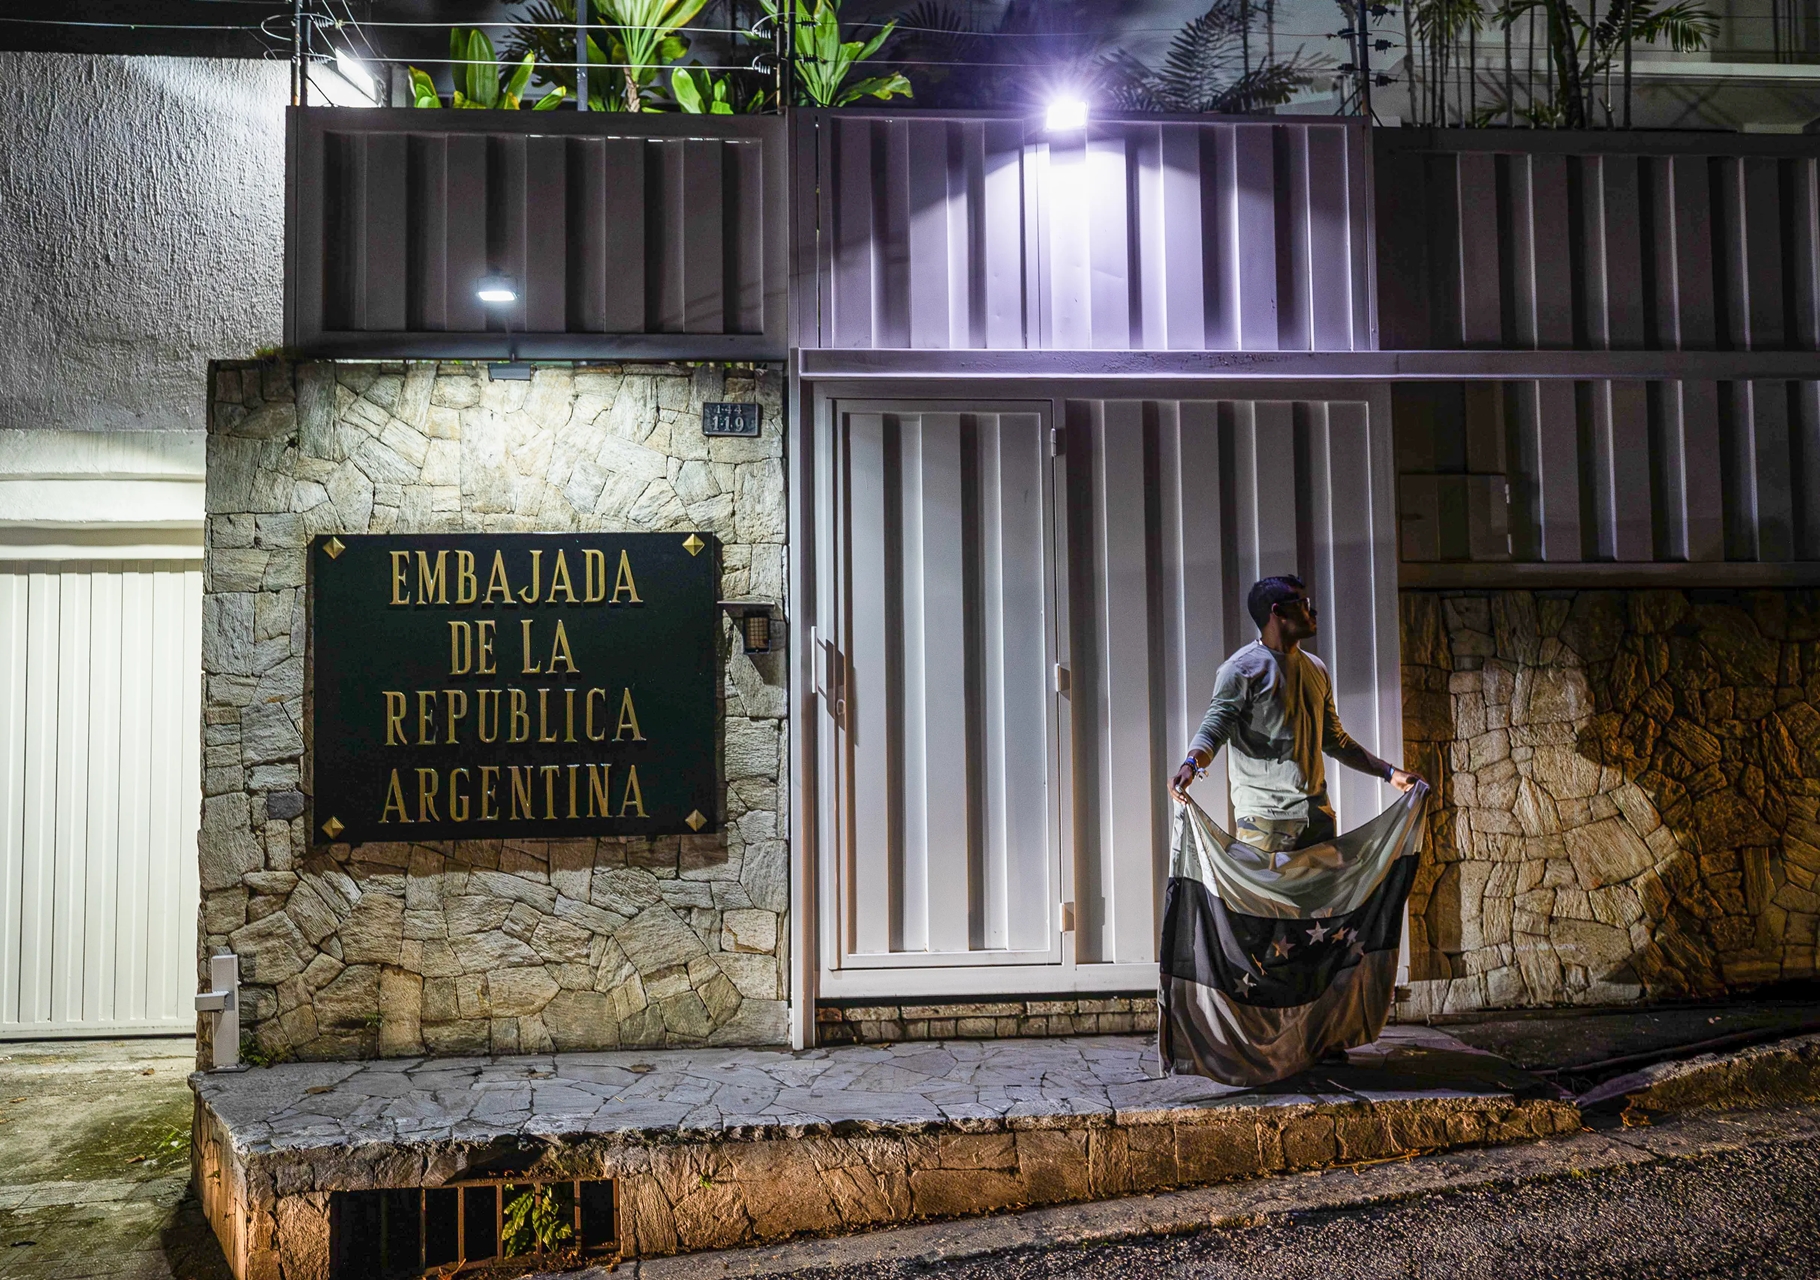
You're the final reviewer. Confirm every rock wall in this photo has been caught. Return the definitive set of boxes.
[1402,589,1820,1015]
[201,358,787,1061]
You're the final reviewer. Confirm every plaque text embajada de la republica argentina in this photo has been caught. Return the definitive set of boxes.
[310,532,719,842]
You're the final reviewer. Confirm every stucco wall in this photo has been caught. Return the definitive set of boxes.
[201,358,787,1062]
[0,54,284,434]
[1402,589,1820,1016]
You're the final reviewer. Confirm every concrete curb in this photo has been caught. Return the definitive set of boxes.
[1578,1031,1820,1114]
[618,1103,1820,1278]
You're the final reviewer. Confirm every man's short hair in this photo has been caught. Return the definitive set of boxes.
[1248,575,1306,631]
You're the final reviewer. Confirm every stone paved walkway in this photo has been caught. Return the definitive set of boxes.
[195,1026,1544,1152]
[0,1037,228,1280]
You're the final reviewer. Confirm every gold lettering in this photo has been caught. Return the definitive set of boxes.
[479,765,499,820]
[618,764,647,817]
[416,690,437,745]
[449,767,470,822]
[546,619,578,674]
[477,689,501,743]
[416,767,441,823]
[541,764,560,818]
[476,619,497,675]
[443,689,468,744]
[537,688,558,744]
[485,550,513,604]
[380,769,409,822]
[448,621,473,675]
[519,549,543,605]
[455,549,478,604]
[584,549,607,603]
[548,550,578,604]
[586,688,608,742]
[508,689,530,743]
[389,551,411,605]
[509,766,535,820]
[564,688,577,743]
[616,688,646,742]
[384,691,408,745]
[587,764,612,818]
[416,550,449,604]
[566,763,579,819]
[612,549,642,604]
[520,618,541,675]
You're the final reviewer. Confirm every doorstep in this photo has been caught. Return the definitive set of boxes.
[190,1026,1578,1280]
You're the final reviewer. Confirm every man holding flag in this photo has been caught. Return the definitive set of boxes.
[1160,574,1428,1086]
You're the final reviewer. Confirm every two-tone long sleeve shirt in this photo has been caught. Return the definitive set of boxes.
[1187,640,1362,821]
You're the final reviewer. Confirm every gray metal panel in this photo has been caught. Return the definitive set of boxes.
[1378,130,1820,355]
[1063,393,1401,966]
[798,112,1375,354]
[807,386,1401,992]
[286,107,787,360]
[1396,378,1820,571]
[826,405,1060,970]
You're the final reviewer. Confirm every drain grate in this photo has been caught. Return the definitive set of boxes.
[329,1179,615,1278]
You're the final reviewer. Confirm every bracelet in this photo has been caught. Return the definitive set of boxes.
[1183,757,1207,779]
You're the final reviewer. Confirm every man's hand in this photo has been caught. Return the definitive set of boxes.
[1170,760,1199,802]
[1389,768,1424,793]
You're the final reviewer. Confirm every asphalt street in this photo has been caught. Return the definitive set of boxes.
[803,1134,1820,1280]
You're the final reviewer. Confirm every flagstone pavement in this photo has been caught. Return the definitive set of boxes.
[194,1025,1549,1153]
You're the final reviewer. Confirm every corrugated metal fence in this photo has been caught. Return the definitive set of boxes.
[287,109,788,359]
[808,389,1402,997]
[1381,131,1820,578]
[794,113,1376,353]
[0,562,201,1036]
[1378,129,1820,353]
[1396,378,1820,572]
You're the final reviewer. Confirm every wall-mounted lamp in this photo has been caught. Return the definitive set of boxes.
[476,275,520,306]
[719,600,781,655]
[1045,97,1089,132]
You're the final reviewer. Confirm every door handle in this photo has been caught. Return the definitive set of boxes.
[816,632,847,729]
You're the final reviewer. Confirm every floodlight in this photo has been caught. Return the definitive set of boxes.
[1045,97,1089,132]
[476,275,519,305]
[335,50,381,103]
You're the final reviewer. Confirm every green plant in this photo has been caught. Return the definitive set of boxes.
[1498,0,1715,126]
[503,1,629,111]
[764,0,911,106]
[239,1035,290,1068]
[672,66,762,112]
[596,0,712,110]
[1118,0,1329,113]
[502,1184,574,1255]
[410,27,568,109]
[1400,0,1716,127]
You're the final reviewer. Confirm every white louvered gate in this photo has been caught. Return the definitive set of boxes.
[809,393,1403,1002]
[0,561,202,1036]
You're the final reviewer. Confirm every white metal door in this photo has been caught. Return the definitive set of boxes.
[0,561,202,1036]
[807,391,1402,1003]
[817,404,1065,988]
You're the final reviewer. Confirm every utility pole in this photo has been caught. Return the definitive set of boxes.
[577,0,588,110]
[291,0,305,105]
[1357,0,1372,121]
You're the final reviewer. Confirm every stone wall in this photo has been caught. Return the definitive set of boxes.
[202,358,787,1061]
[1401,589,1820,1015]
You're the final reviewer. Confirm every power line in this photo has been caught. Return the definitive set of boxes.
[0,16,266,29]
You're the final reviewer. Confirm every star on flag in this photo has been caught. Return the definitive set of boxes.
[1270,936,1293,959]
[1306,921,1331,943]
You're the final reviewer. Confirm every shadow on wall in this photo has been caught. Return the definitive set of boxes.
[1402,589,1820,1015]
